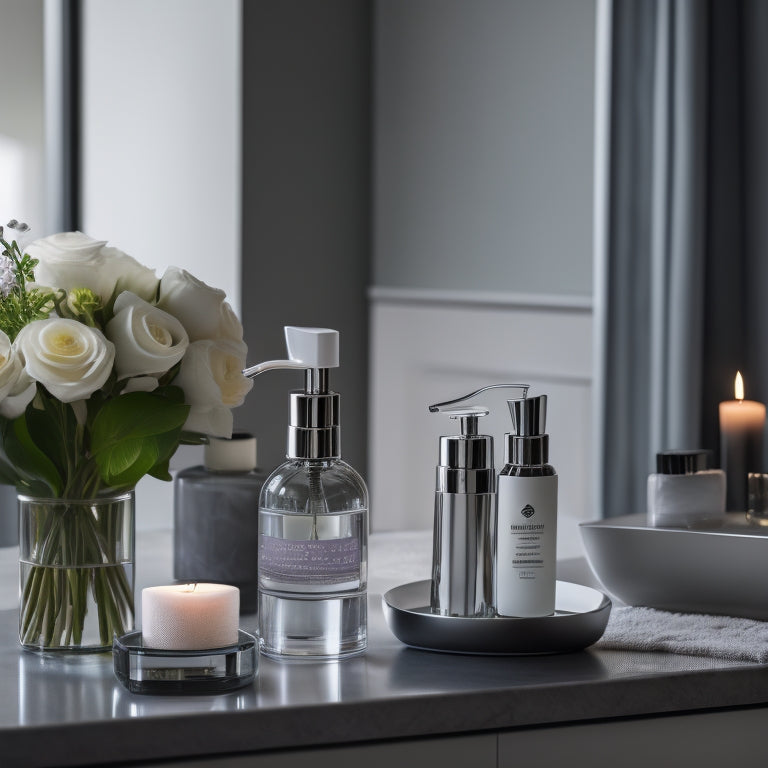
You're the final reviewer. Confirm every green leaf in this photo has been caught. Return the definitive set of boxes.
[154,384,185,404]
[179,431,209,445]
[0,421,20,486]
[2,415,63,496]
[90,390,189,488]
[102,437,143,476]
[26,397,74,480]
[0,460,18,486]
[94,436,159,488]
[148,458,172,482]
[91,391,189,448]
[145,425,185,482]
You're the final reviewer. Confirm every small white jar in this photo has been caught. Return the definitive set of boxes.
[647,450,726,528]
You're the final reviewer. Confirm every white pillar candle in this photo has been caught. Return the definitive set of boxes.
[719,372,766,512]
[142,583,240,650]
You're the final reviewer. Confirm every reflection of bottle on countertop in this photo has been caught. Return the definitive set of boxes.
[496,395,558,617]
[244,326,368,661]
[173,434,267,613]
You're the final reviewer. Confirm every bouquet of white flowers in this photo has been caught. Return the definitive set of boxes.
[0,222,252,649]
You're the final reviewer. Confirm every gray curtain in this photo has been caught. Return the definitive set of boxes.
[601,0,768,517]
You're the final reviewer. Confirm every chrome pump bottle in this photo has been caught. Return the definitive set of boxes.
[429,404,496,617]
[428,384,530,618]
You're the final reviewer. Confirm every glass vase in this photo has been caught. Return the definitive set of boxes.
[18,492,135,652]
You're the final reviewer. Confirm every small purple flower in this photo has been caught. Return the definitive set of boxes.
[0,255,17,298]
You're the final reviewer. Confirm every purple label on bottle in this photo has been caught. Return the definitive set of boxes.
[259,535,360,585]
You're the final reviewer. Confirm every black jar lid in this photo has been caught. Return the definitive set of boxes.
[656,450,710,475]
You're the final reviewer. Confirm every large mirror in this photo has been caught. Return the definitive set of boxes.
[4,1,645,553]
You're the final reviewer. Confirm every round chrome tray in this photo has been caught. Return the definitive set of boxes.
[382,580,611,655]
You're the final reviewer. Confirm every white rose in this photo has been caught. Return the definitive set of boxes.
[182,405,234,439]
[26,233,159,304]
[174,339,253,437]
[219,300,244,345]
[15,318,115,403]
[26,232,115,301]
[156,267,242,343]
[0,373,36,419]
[102,247,159,302]
[122,376,159,394]
[106,291,189,379]
[0,331,35,418]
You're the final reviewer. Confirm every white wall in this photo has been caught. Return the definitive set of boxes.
[0,0,45,233]
[81,0,240,529]
[81,0,241,316]
[369,291,593,559]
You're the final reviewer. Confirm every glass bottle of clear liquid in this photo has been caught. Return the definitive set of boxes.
[259,458,368,659]
[244,327,369,660]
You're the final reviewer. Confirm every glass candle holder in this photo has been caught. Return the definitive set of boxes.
[112,630,257,695]
[747,473,768,527]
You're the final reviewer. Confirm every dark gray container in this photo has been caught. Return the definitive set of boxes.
[174,434,266,613]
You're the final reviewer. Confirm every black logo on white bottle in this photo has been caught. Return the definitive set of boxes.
[520,504,535,519]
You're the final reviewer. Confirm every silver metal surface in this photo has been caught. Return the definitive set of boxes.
[505,394,550,465]
[580,513,768,618]
[430,401,496,617]
[242,358,306,378]
[287,390,341,459]
[287,391,340,459]
[438,432,493,472]
[506,434,549,466]
[508,394,547,436]
[385,579,611,654]
[431,492,495,616]
[428,384,530,413]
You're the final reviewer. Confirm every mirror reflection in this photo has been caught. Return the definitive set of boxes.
[4,0,754,544]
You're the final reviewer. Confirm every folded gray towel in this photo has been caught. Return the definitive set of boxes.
[595,606,768,663]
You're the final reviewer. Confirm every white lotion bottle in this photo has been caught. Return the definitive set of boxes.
[496,395,558,617]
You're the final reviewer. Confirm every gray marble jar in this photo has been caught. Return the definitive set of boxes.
[173,434,266,613]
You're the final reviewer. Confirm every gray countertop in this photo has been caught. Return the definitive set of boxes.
[1,530,768,768]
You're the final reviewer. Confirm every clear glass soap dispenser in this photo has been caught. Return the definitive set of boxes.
[243,327,368,660]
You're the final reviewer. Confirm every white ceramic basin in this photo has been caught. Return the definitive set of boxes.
[580,513,768,619]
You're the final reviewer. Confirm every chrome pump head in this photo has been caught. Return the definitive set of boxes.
[505,394,549,466]
[428,384,530,493]
[243,326,340,460]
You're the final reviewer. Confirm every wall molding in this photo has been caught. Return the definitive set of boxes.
[369,286,593,313]
[368,294,594,559]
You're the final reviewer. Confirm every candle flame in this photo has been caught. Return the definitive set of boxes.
[735,371,744,401]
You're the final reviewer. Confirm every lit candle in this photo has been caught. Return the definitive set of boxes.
[719,372,766,511]
[142,583,240,650]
